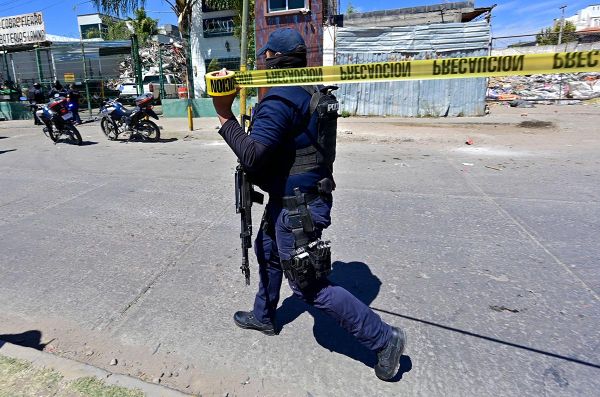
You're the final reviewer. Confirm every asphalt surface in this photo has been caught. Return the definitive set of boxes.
[0,108,599,396]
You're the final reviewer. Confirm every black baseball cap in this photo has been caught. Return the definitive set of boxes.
[257,28,306,56]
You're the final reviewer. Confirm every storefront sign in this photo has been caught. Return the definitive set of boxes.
[0,12,45,46]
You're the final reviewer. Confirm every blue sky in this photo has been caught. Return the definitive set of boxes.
[0,0,595,41]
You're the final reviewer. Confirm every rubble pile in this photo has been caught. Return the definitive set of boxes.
[487,73,600,102]
[108,41,188,87]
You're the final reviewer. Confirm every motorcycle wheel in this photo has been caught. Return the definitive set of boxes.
[134,120,160,142]
[100,118,118,140]
[47,125,60,142]
[64,124,82,146]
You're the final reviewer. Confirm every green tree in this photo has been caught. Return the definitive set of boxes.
[85,28,101,39]
[102,16,131,40]
[346,1,356,15]
[130,8,158,43]
[207,58,222,72]
[100,11,157,42]
[536,20,577,45]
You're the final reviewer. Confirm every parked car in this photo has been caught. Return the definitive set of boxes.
[142,74,183,100]
[117,82,140,104]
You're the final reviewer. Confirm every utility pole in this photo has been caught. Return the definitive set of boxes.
[239,0,249,121]
[557,5,567,105]
[185,13,194,131]
[557,5,567,45]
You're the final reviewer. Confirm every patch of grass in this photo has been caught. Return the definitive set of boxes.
[0,354,144,397]
[70,377,144,397]
[0,355,62,397]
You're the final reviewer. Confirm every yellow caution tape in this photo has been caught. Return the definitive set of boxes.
[205,70,237,96]
[205,51,600,96]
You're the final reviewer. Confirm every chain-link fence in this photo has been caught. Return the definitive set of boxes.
[0,40,132,113]
[0,39,193,120]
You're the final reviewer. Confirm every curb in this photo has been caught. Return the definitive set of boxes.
[0,340,193,397]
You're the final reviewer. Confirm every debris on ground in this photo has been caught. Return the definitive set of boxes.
[485,165,503,171]
[488,73,600,102]
[465,138,474,145]
[489,305,520,313]
[108,41,187,90]
[509,99,535,108]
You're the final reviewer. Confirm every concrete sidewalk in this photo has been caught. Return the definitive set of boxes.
[0,340,192,397]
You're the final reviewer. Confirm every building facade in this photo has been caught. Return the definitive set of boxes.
[191,3,241,96]
[567,5,600,31]
[77,13,122,40]
[342,1,492,28]
[335,20,491,117]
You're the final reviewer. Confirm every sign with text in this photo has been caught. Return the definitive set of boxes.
[0,12,45,47]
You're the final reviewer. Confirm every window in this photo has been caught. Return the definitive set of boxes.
[203,17,235,38]
[268,0,308,13]
[205,57,241,72]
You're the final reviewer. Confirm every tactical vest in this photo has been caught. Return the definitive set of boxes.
[290,85,340,175]
[253,85,340,176]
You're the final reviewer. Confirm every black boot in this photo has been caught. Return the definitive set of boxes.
[374,326,407,381]
[233,311,276,336]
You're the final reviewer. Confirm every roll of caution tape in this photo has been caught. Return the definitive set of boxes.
[205,70,237,96]
[205,51,599,94]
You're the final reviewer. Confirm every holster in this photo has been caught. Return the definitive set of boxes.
[281,240,332,290]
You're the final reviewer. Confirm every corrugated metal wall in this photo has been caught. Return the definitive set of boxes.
[335,21,491,117]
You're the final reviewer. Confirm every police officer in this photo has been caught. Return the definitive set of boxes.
[49,80,66,98]
[211,28,406,381]
[29,82,45,125]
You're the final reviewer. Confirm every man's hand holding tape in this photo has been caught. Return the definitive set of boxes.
[212,68,238,125]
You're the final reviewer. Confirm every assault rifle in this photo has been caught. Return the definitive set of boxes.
[234,114,263,285]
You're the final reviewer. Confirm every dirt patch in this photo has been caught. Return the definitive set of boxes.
[517,120,556,129]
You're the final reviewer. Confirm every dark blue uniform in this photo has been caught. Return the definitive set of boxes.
[219,86,391,352]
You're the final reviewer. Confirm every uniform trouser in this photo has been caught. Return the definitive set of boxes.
[252,196,392,352]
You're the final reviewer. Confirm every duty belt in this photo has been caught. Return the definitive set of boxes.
[282,192,321,211]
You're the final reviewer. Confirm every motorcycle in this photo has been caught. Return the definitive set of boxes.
[99,93,160,142]
[35,96,82,145]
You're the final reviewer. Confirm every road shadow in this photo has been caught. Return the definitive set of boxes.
[0,149,17,154]
[80,141,99,146]
[0,330,47,350]
[276,261,412,380]
[119,137,178,143]
[0,136,8,139]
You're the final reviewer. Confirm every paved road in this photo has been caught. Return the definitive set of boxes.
[0,109,599,396]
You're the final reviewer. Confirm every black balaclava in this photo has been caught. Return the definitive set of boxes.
[265,45,308,69]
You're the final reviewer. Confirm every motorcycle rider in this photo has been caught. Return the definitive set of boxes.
[66,84,82,125]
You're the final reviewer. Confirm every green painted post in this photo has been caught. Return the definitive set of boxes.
[158,44,165,99]
[80,41,92,118]
[2,47,11,82]
[35,47,44,84]
[130,34,143,95]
